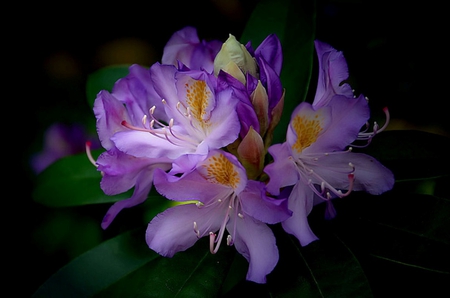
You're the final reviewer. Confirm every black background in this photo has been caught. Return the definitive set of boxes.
[10,0,448,296]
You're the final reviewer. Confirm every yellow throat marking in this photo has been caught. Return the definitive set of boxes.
[291,114,323,153]
[185,80,211,128]
[202,154,240,189]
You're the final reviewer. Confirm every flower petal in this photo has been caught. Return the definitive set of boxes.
[112,64,167,124]
[281,183,319,246]
[312,40,353,108]
[254,33,283,76]
[232,215,279,284]
[93,90,130,150]
[146,203,223,257]
[240,180,292,224]
[264,143,299,195]
[111,130,191,159]
[312,152,395,195]
[305,94,370,153]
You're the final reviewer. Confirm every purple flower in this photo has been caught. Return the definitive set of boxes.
[31,122,99,174]
[147,149,291,283]
[93,59,241,228]
[264,41,395,247]
[161,26,222,73]
[313,40,390,145]
[214,33,284,142]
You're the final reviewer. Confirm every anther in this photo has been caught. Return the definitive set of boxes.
[193,222,200,237]
[209,232,216,254]
[238,213,244,219]
[227,235,233,246]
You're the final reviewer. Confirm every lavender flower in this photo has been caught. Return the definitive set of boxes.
[264,41,395,246]
[147,149,291,283]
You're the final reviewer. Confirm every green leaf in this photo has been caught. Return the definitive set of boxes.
[240,0,317,144]
[32,228,158,298]
[355,130,450,181]
[32,150,131,207]
[267,225,373,297]
[86,64,130,108]
[94,237,237,297]
[332,190,450,274]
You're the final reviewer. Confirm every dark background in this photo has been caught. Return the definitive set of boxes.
[12,0,447,296]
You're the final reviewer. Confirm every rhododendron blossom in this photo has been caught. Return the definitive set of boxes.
[264,41,394,246]
[148,150,291,283]
[88,25,394,284]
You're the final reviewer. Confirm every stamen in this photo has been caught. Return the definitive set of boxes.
[209,204,231,254]
[193,222,200,237]
[354,107,390,147]
[85,141,97,167]
[209,232,216,253]
[227,235,233,246]
[297,158,355,201]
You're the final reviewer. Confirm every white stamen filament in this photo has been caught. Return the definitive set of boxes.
[210,206,230,254]
[120,102,200,148]
[294,157,355,201]
[354,107,390,147]
[85,141,98,167]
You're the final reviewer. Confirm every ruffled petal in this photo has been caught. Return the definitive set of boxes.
[312,40,353,108]
[93,90,130,150]
[161,26,200,66]
[112,64,167,124]
[146,203,223,257]
[232,215,279,283]
[264,143,300,195]
[240,180,292,224]
[281,182,319,246]
[97,148,151,195]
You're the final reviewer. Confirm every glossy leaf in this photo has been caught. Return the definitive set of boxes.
[266,225,373,297]
[354,130,450,181]
[240,0,316,144]
[32,228,158,298]
[86,64,130,108]
[332,190,450,273]
[32,149,131,207]
[94,237,237,297]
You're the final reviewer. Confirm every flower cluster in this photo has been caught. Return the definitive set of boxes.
[89,26,394,283]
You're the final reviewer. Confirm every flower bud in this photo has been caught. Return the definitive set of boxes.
[250,80,269,136]
[214,34,258,81]
[237,126,265,180]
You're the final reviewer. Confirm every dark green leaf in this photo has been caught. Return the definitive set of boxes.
[354,130,450,181]
[267,225,373,297]
[86,65,130,108]
[32,150,131,207]
[331,190,450,274]
[32,228,158,298]
[240,0,317,144]
[94,237,237,298]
